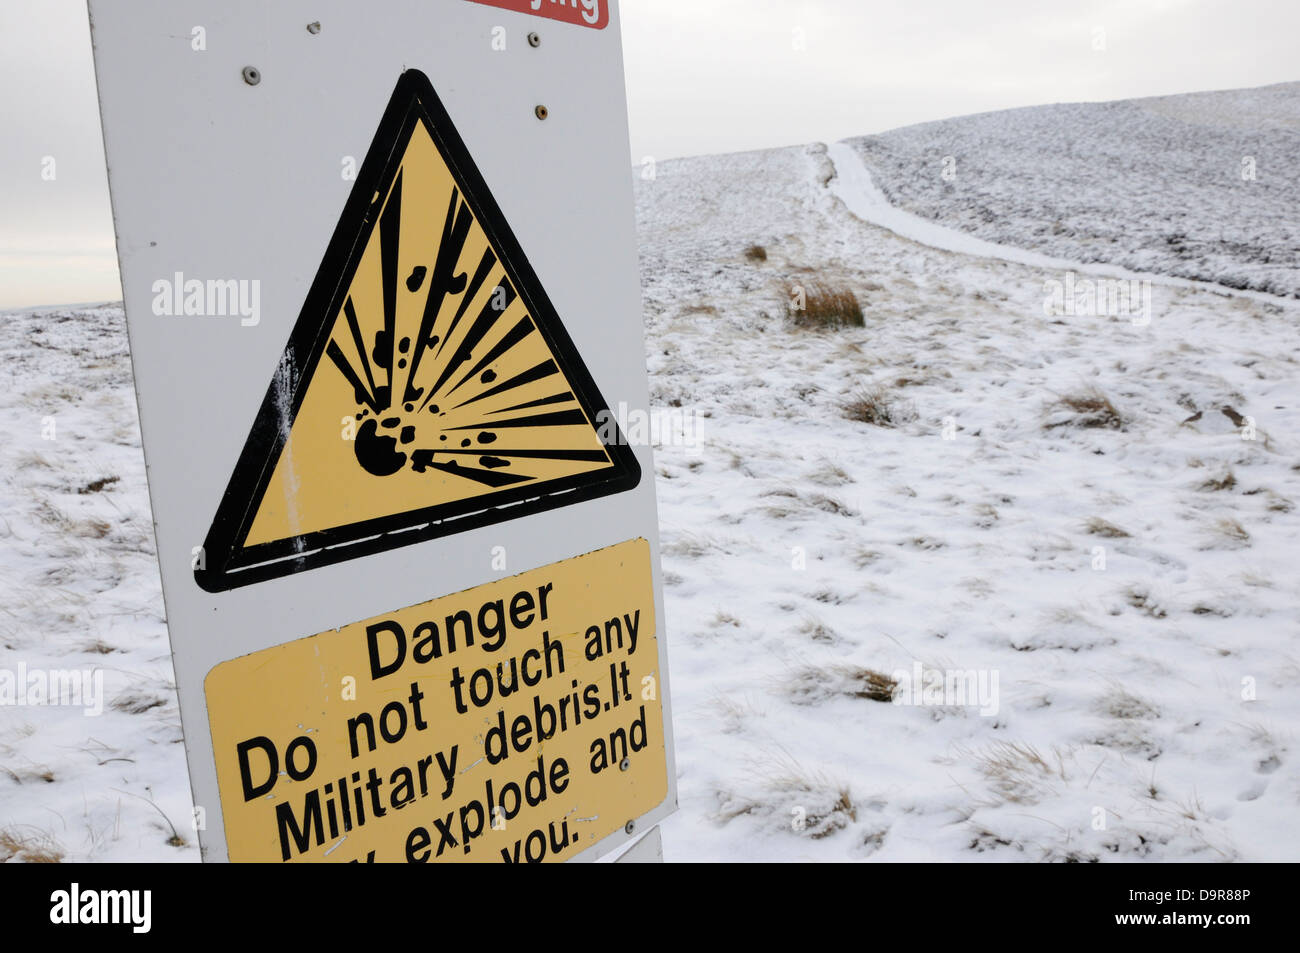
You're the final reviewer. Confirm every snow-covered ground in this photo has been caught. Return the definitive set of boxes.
[3,83,1299,862]
[0,305,195,862]
[847,82,1300,299]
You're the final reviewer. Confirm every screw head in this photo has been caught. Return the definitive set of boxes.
[241,66,261,86]
[534,104,549,121]
[528,31,541,47]
[307,21,321,35]
[619,757,630,772]
[624,820,635,835]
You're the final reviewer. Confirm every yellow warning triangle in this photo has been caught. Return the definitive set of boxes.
[197,70,639,592]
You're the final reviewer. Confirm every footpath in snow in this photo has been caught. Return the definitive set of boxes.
[824,141,1291,306]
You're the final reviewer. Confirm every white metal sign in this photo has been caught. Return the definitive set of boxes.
[89,0,674,863]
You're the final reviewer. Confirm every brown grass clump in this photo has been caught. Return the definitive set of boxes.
[1198,471,1236,492]
[786,664,898,705]
[1213,517,1250,544]
[1084,517,1131,538]
[0,827,64,863]
[790,282,865,329]
[1045,388,1125,430]
[744,244,767,262]
[843,386,906,427]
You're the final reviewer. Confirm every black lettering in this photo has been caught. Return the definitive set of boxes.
[630,704,648,752]
[408,682,428,731]
[521,649,543,686]
[533,693,556,741]
[445,609,474,652]
[624,610,640,655]
[237,736,278,801]
[509,590,535,630]
[543,629,564,676]
[347,712,376,758]
[584,624,603,661]
[549,818,570,854]
[406,826,431,863]
[412,621,440,662]
[416,755,435,798]
[537,582,553,621]
[511,714,532,754]
[450,667,468,714]
[435,745,458,799]
[284,736,317,781]
[367,620,406,680]
[390,766,415,809]
[582,683,601,719]
[590,735,608,774]
[380,700,407,744]
[549,756,570,795]
[469,668,493,707]
[604,616,622,654]
[485,709,508,765]
[432,812,458,856]
[459,800,486,854]
[524,756,548,807]
[525,828,546,862]
[500,781,522,819]
[276,790,323,861]
[478,599,507,652]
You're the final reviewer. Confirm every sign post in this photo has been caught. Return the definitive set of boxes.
[89,0,674,862]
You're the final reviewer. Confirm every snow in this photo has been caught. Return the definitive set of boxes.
[3,83,1299,862]
[0,305,197,862]
[845,81,1300,299]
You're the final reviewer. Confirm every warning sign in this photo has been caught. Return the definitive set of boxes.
[196,69,639,592]
[207,539,664,863]
[463,0,610,31]
[91,0,675,862]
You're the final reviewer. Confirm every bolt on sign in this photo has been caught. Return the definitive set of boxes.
[89,0,675,862]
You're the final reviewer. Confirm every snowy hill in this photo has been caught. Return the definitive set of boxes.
[3,82,1299,862]
[637,86,1300,862]
[846,82,1300,298]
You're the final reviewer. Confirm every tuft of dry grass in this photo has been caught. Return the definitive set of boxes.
[1098,685,1160,721]
[805,461,854,487]
[1125,585,1168,618]
[785,664,898,705]
[743,244,767,262]
[1045,387,1125,430]
[796,616,838,644]
[714,753,857,840]
[806,493,855,517]
[1212,517,1250,545]
[1198,470,1237,492]
[0,827,65,863]
[111,689,167,715]
[971,742,1071,806]
[760,489,856,520]
[78,475,120,495]
[843,386,908,427]
[1085,516,1131,538]
[789,281,865,329]
[661,532,720,558]
[31,499,112,539]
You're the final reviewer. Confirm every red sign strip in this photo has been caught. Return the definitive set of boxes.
[463,0,609,31]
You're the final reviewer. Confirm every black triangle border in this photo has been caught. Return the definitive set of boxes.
[194,69,641,593]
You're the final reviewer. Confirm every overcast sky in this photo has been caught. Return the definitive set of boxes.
[2,0,1297,310]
